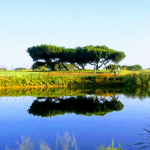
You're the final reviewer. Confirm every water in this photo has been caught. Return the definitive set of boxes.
[0,89,150,150]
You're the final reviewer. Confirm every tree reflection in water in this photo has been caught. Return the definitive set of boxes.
[28,95,124,117]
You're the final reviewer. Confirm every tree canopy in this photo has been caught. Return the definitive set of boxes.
[27,45,125,70]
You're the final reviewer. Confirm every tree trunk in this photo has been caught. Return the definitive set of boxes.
[62,62,69,70]
[73,64,82,70]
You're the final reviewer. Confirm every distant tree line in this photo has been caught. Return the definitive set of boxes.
[106,64,142,71]
[27,45,125,71]
[14,67,28,71]
[0,67,7,71]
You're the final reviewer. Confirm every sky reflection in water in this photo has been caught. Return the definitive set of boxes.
[0,89,150,150]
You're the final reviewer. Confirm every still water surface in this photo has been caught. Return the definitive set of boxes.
[0,90,150,150]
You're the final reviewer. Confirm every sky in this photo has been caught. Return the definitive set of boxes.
[0,0,150,69]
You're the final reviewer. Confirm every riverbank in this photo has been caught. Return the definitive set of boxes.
[0,72,149,89]
[0,74,124,88]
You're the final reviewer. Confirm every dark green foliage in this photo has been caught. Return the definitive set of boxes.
[85,45,125,70]
[31,62,48,71]
[57,63,76,70]
[27,45,125,70]
[124,73,150,89]
[28,96,124,117]
[27,45,65,70]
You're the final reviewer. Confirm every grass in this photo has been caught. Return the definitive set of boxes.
[0,69,150,88]
[6,135,121,150]
[123,73,150,88]
[0,69,141,77]
[0,70,40,77]
[0,74,125,88]
[99,140,121,150]
[6,133,78,150]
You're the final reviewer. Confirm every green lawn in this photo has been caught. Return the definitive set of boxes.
[0,70,40,77]
[0,69,149,77]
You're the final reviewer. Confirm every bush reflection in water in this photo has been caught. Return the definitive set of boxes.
[6,133,121,150]
[28,95,124,117]
[0,87,150,99]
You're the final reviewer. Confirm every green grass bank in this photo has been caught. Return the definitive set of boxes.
[0,71,150,89]
[0,74,124,88]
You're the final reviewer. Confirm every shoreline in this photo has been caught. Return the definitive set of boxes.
[0,72,149,89]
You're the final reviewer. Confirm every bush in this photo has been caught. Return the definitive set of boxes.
[124,73,150,89]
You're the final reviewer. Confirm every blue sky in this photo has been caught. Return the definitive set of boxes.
[0,0,150,69]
